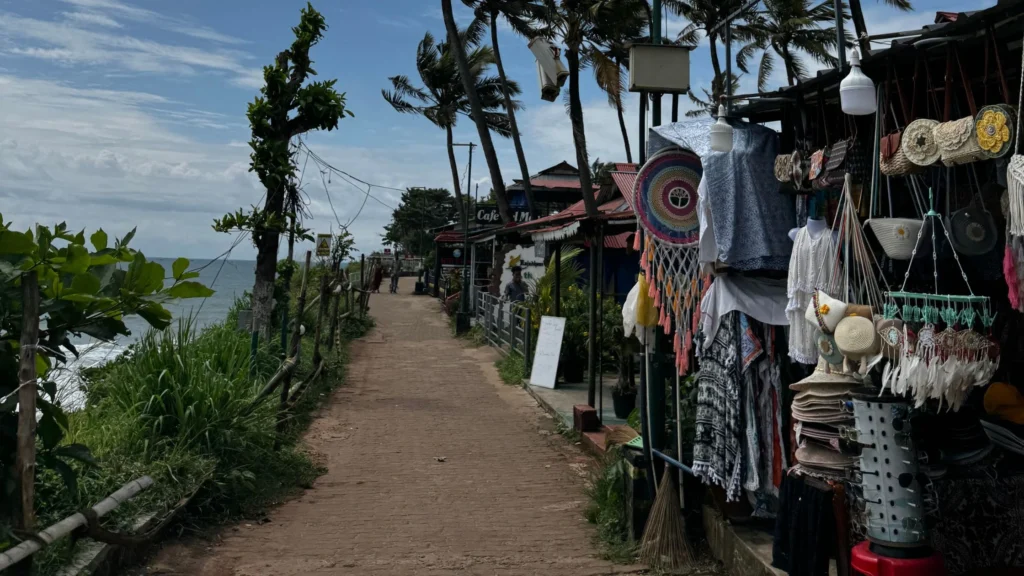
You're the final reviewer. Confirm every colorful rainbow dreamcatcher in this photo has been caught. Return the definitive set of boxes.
[632,147,710,374]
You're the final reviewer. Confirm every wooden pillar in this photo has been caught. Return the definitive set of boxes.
[553,243,562,317]
[587,229,599,407]
[278,251,311,447]
[14,271,39,576]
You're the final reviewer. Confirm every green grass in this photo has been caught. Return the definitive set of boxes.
[584,448,637,563]
[495,353,526,386]
[27,292,372,576]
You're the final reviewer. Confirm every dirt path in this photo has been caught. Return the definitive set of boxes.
[145,278,643,576]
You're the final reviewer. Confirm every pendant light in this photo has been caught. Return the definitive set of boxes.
[840,48,876,116]
[710,104,733,152]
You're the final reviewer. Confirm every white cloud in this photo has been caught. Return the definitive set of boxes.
[59,0,249,45]
[62,10,122,28]
[0,12,260,85]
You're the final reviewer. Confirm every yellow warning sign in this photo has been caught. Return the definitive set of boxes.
[315,234,332,257]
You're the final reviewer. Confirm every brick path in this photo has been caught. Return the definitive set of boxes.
[147,279,642,576]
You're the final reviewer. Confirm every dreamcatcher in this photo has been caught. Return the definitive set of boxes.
[878,188,999,411]
[632,147,709,375]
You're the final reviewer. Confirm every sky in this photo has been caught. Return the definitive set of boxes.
[0,0,987,261]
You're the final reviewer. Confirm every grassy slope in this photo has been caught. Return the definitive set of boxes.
[29,289,372,575]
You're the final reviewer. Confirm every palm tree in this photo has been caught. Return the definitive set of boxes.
[736,0,847,91]
[535,0,647,218]
[463,0,543,217]
[441,0,515,224]
[382,24,520,225]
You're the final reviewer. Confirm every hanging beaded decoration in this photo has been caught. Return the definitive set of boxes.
[632,147,708,375]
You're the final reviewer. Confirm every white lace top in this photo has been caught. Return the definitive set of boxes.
[787,224,836,364]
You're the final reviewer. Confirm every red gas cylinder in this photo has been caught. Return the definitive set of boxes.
[851,541,947,576]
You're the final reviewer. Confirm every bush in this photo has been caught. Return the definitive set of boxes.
[585,448,636,562]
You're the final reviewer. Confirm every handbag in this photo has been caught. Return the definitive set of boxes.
[775,153,793,182]
[809,148,828,180]
[977,28,1017,160]
[879,65,917,176]
[935,44,985,166]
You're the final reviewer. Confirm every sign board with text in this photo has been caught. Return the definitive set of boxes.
[529,316,566,389]
[474,204,532,224]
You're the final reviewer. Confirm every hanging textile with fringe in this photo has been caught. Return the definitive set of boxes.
[633,147,709,375]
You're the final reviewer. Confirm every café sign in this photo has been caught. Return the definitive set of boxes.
[474,204,532,224]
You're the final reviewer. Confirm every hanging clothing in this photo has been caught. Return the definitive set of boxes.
[697,176,719,270]
[773,473,837,576]
[700,275,789,350]
[703,121,795,271]
[786,223,837,364]
[693,312,744,501]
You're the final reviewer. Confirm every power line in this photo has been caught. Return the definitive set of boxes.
[298,141,404,205]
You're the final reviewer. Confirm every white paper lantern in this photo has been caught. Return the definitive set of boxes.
[710,104,734,152]
[840,48,876,116]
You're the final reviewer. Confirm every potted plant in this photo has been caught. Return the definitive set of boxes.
[611,340,639,418]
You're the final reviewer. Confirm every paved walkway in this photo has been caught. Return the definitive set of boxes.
[147,278,641,576]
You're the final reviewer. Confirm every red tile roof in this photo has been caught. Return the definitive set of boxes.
[434,230,465,243]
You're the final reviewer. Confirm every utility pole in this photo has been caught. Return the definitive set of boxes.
[452,142,475,334]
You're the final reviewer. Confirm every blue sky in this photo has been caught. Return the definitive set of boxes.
[0,0,977,259]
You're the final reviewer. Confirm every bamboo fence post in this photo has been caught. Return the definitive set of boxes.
[14,271,39,576]
[328,262,342,351]
[312,274,328,367]
[277,251,311,446]
[0,476,154,572]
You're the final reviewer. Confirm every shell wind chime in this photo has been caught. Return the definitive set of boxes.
[632,147,709,374]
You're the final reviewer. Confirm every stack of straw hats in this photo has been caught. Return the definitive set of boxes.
[791,359,862,474]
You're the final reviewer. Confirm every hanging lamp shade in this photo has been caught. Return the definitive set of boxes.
[841,49,876,116]
[710,104,734,152]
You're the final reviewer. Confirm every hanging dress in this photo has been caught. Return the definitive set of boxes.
[786,225,836,364]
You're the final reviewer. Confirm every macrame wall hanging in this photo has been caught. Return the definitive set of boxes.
[632,147,709,375]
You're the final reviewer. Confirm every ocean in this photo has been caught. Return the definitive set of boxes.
[58,258,256,408]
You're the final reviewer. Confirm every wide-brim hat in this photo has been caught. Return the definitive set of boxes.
[796,385,856,400]
[790,358,860,392]
[793,407,853,424]
[796,442,858,469]
[835,315,880,360]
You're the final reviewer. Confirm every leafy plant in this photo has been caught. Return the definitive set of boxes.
[585,447,636,561]
[0,217,215,550]
[496,353,526,386]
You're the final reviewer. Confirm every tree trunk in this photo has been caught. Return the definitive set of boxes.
[252,230,280,340]
[446,125,467,225]
[708,34,723,79]
[491,12,534,219]
[616,98,633,164]
[566,46,599,218]
[442,0,512,224]
[780,46,797,86]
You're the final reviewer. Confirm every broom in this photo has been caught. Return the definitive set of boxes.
[638,467,694,572]
[606,425,639,447]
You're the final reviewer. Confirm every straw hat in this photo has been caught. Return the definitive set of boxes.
[792,407,853,424]
[804,290,848,334]
[845,304,873,319]
[797,443,858,469]
[834,315,880,360]
[790,358,860,392]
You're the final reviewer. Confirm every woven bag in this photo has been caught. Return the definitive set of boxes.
[809,148,828,180]
[774,154,793,182]
[935,45,984,166]
[977,105,1016,159]
[880,132,915,176]
[903,119,941,166]
[936,116,984,166]
[867,218,925,260]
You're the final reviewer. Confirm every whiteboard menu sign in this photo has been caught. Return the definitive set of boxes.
[529,316,566,389]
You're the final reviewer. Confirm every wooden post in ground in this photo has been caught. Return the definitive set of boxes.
[14,271,39,576]
[312,273,329,366]
[328,261,341,351]
[277,251,311,447]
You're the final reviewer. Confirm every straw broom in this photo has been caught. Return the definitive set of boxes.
[638,467,694,572]
[606,425,639,447]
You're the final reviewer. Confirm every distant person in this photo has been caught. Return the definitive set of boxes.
[390,266,399,293]
[503,266,527,303]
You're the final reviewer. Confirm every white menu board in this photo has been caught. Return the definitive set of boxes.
[529,316,566,389]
